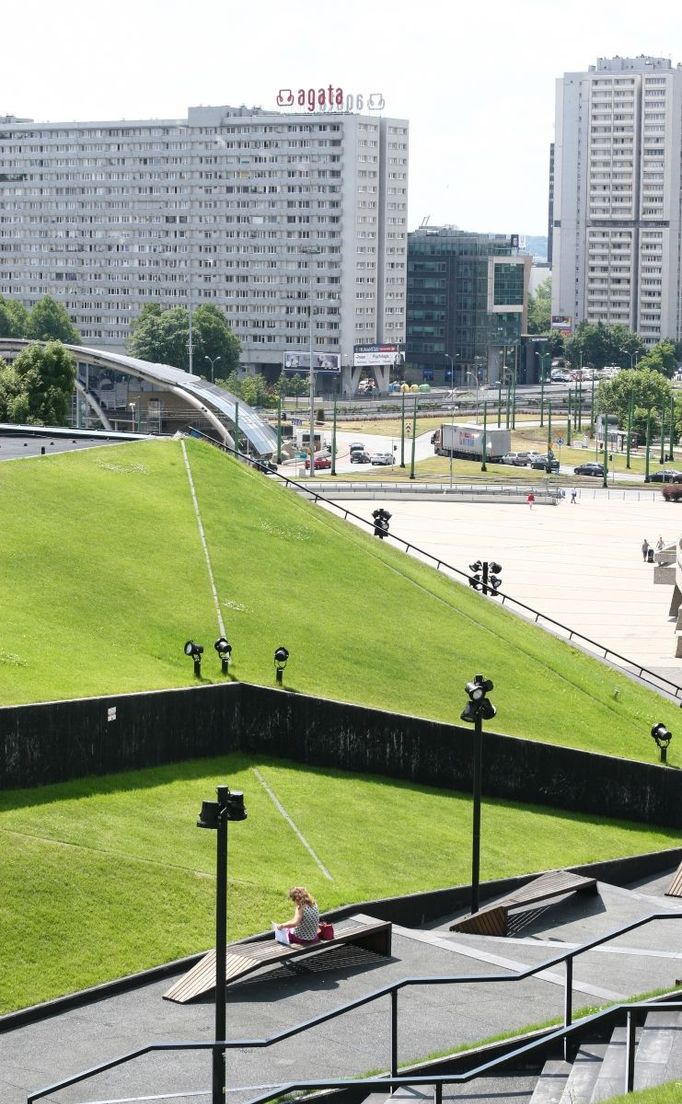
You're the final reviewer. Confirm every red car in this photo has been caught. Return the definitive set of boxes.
[304,455,332,470]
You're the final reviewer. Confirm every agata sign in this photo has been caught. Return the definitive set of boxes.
[276,87,386,113]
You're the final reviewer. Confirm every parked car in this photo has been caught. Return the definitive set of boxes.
[551,371,571,383]
[501,452,530,466]
[370,452,394,465]
[304,455,332,470]
[349,441,366,455]
[350,450,371,464]
[649,469,682,483]
[530,455,560,472]
[573,462,605,477]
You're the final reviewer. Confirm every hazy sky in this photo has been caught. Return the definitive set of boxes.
[4,0,681,237]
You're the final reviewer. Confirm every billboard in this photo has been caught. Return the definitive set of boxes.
[353,343,405,367]
[282,351,341,373]
[551,315,573,335]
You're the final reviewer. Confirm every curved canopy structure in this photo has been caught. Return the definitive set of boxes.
[0,340,278,457]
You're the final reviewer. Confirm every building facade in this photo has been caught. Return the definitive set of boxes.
[552,56,682,344]
[0,106,408,373]
[406,226,531,386]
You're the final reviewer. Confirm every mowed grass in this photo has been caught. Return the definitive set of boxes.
[2,752,680,1013]
[0,437,679,764]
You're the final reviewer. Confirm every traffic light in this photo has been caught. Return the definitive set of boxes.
[460,674,497,723]
[372,508,391,539]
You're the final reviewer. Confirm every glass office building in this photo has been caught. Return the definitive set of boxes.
[406,226,530,385]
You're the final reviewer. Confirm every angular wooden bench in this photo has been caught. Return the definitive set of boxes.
[449,870,598,937]
[163,912,392,1003]
[665,861,682,898]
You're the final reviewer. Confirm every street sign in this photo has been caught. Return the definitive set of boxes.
[292,418,303,426]
[557,436,564,445]
[295,451,307,460]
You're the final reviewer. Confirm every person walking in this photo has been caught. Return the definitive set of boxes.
[642,538,650,562]
[571,488,577,504]
[656,536,665,552]
[527,492,535,509]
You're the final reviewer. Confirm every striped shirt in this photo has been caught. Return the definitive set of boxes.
[294,903,320,941]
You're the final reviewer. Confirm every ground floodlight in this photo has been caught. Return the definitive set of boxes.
[651,722,672,764]
[214,636,232,674]
[274,646,289,685]
[184,640,204,678]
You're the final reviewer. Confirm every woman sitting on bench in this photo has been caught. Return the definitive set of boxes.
[276,886,320,945]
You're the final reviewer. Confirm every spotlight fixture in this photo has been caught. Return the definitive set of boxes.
[461,674,496,723]
[274,646,289,685]
[214,636,232,675]
[651,722,672,764]
[184,640,204,678]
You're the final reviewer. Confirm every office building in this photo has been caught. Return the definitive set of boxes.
[552,56,682,344]
[0,106,408,371]
[406,226,531,386]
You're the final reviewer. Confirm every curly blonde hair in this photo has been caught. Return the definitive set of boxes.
[288,886,316,907]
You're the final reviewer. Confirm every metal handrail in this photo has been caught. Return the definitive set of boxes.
[26,911,682,1103]
[189,429,682,701]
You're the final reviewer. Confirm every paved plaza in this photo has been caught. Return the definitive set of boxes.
[328,487,682,690]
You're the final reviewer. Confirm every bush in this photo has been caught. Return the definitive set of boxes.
[661,484,682,501]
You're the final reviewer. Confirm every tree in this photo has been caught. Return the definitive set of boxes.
[25,296,80,344]
[0,342,77,425]
[637,341,677,379]
[0,296,30,338]
[217,369,275,408]
[565,322,645,370]
[596,365,672,440]
[527,276,552,335]
[128,304,240,374]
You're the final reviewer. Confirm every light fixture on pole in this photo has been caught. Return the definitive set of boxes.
[197,784,247,1104]
[460,674,496,916]
[650,723,672,764]
[274,646,289,685]
[184,640,204,678]
[205,355,221,384]
[129,402,136,432]
[214,637,232,675]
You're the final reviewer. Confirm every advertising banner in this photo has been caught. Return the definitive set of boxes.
[353,343,405,367]
[282,352,341,373]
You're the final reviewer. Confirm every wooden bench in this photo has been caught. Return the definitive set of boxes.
[666,861,682,899]
[163,912,392,1003]
[449,870,598,937]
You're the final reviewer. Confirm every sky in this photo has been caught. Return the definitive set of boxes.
[3,0,682,238]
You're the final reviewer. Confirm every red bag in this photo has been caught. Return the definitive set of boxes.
[318,921,334,941]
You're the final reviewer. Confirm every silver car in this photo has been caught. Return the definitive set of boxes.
[370,452,394,465]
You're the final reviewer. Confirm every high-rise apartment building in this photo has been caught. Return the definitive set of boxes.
[0,105,408,369]
[552,56,682,344]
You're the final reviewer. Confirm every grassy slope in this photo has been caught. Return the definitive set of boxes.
[0,437,679,764]
[1,753,679,1013]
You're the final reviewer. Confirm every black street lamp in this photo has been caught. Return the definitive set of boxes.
[468,561,502,597]
[372,508,391,539]
[184,640,204,678]
[274,646,289,685]
[651,723,672,764]
[460,674,496,915]
[197,785,247,1104]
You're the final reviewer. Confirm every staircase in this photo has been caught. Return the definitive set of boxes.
[529,1009,682,1102]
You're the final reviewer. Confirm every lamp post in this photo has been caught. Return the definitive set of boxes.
[400,389,406,469]
[547,402,553,456]
[602,407,609,489]
[645,410,652,482]
[481,400,488,472]
[669,392,675,465]
[302,244,322,479]
[444,352,454,390]
[538,351,551,427]
[331,398,337,476]
[409,396,417,480]
[460,674,496,915]
[205,355,221,384]
[626,392,633,470]
[196,785,247,1104]
[276,392,283,465]
[129,402,137,433]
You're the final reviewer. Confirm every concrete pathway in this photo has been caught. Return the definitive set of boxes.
[325,489,682,687]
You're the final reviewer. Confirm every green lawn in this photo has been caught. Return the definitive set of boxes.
[0,437,679,765]
[1,752,679,1013]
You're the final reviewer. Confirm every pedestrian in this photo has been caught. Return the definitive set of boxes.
[275,886,320,945]
[527,492,535,509]
[656,536,665,552]
[571,488,577,504]
[642,538,649,562]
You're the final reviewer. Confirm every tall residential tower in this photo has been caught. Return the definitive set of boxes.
[551,56,682,344]
[0,105,408,370]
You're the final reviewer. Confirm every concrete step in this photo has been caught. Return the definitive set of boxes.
[528,1059,571,1103]
[635,1009,682,1090]
[558,1043,607,1104]
[589,1025,629,1102]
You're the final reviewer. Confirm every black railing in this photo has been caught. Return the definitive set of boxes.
[27,911,682,1103]
[189,429,682,702]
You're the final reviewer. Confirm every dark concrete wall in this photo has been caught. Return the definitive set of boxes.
[1,682,680,829]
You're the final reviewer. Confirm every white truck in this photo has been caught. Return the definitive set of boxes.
[432,423,511,462]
